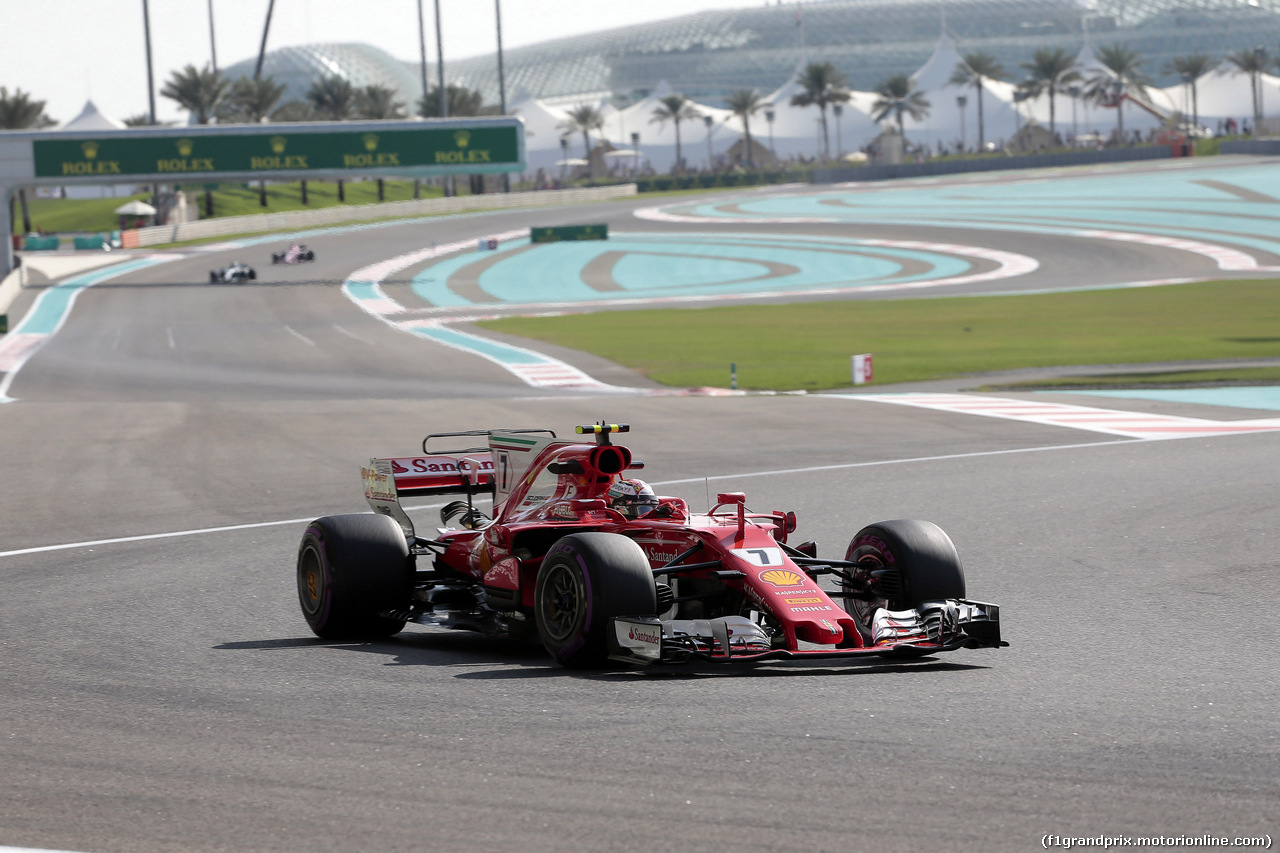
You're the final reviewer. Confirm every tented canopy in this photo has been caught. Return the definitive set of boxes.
[114,200,157,216]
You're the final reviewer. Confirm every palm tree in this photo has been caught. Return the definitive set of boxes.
[1164,54,1213,128]
[561,103,605,159]
[307,75,355,121]
[355,85,406,120]
[725,89,766,167]
[1227,47,1268,123]
[218,75,286,123]
[0,87,55,129]
[650,94,702,170]
[270,100,317,123]
[1020,47,1079,136]
[949,52,1005,152]
[872,73,931,140]
[417,84,486,118]
[159,64,227,124]
[1086,44,1151,141]
[790,62,852,159]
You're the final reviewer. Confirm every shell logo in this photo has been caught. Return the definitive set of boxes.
[270,136,287,154]
[81,141,99,159]
[176,138,194,156]
[363,133,379,151]
[760,569,804,587]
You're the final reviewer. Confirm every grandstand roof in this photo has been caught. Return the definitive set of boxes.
[443,0,1280,107]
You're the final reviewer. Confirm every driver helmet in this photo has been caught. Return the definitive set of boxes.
[606,478,659,518]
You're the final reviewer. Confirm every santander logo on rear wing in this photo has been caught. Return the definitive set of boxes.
[377,455,495,496]
[362,454,495,539]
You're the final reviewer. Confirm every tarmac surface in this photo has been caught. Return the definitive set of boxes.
[1,158,1278,853]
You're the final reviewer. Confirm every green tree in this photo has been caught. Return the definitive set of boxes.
[159,64,227,125]
[1020,47,1079,136]
[0,87,55,128]
[649,94,702,170]
[561,102,606,159]
[270,100,317,123]
[307,75,355,121]
[122,113,153,127]
[725,89,767,167]
[790,61,852,159]
[218,75,286,123]
[949,52,1005,151]
[354,85,407,119]
[1164,54,1213,127]
[1086,44,1151,140]
[417,84,486,118]
[871,73,931,140]
[1227,47,1268,123]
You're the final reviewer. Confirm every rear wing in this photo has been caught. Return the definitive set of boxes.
[363,429,555,538]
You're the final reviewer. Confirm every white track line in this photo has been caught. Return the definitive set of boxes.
[0,439,1136,561]
[635,205,1280,273]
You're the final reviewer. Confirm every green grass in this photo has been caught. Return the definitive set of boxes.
[16,193,151,234]
[13,179,448,234]
[477,279,1280,390]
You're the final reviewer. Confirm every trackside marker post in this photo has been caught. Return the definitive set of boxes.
[731,362,737,390]
[852,353,873,385]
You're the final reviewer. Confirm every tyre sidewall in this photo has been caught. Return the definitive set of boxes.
[296,514,410,640]
[534,532,657,668]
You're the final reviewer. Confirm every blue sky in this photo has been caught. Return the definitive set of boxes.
[2,0,763,126]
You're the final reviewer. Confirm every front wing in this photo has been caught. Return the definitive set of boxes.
[608,599,1004,665]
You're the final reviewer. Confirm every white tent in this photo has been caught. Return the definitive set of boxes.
[901,32,1024,151]
[600,81,739,172]
[1159,61,1280,130]
[60,100,126,132]
[758,62,881,162]
[510,92,574,177]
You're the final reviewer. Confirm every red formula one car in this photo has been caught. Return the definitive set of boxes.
[295,424,1004,668]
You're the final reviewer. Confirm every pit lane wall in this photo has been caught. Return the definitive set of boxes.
[120,184,637,248]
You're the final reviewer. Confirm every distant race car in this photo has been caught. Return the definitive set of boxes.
[209,262,256,283]
[295,423,1005,668]
[272,244,315,264]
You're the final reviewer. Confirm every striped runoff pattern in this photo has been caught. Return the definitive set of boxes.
[831,392,1280,440]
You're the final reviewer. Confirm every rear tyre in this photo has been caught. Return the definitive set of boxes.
[534,532,657,668]
[841,519,966,641]
[296,514,410,640]
[247,269,257,280]
[209,271,218,283]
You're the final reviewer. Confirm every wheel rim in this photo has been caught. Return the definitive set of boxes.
[539,562,584,642]
[844,550,889,633]
[297,547,325,616]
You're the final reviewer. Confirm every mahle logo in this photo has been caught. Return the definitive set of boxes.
[176,138,194,156]
[363,133,379,151]
[270,136,287,154]
[81,141,99,159]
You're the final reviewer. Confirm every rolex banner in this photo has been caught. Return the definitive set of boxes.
[32,124,521,180]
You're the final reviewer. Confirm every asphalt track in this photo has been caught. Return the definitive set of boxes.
[1,158,1278,853]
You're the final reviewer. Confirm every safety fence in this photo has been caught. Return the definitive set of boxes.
[120,184,638,248]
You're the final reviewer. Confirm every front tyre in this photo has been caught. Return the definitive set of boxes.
[534,532,657,668]
[296,514,410,640]
[842,519,966,640]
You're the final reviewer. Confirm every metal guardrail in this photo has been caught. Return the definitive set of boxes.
[812,146,1176,184]
[121,184,637,248]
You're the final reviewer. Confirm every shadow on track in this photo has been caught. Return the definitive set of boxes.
[216,633,990,680]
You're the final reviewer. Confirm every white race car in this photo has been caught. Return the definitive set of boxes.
[210,262,256,283]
